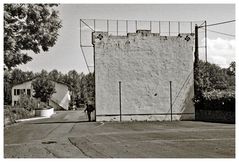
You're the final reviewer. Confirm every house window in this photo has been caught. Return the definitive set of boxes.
[27,89,31,96]
[14,89,16,95]
[16,89,20,95]
[20,89,25,95]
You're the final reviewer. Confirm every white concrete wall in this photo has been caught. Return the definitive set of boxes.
[93,30,195,121]
[12,80,33,106]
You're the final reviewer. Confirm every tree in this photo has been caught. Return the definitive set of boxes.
[4,4,62,70]
[227,61,235,76]
[31,77,56,105]
[4,70,12,105]
[48,69,61,81]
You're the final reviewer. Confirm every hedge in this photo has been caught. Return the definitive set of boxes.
[195,90,235,112]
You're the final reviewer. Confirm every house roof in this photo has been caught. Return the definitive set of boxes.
[12,76,72,90]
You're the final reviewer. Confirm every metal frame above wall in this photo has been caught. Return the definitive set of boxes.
[79,19,207,73]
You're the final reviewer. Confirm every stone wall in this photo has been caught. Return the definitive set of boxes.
[93,30,195,121]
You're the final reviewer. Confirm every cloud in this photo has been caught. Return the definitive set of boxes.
[201,38,235,68]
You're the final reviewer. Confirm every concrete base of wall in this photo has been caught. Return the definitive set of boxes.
[96,113,195,122]
[35,108,54,118]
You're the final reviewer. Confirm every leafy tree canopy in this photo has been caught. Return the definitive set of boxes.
[4,4,62,70]
[31,77,56,104]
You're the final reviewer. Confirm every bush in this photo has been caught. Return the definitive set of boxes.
[194,60,235,112]
[17,94,39,111]
[4,106,35,126]
[195,90,235,112]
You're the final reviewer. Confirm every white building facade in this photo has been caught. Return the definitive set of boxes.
[11,79,71,110]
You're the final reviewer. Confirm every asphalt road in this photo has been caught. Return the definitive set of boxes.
[4,110,235,158]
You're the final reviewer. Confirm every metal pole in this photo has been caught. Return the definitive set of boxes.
[205,21,207,62]
[194,24,200,105]
[119,81,122,122]
[195,25,199,64]
[150,21,152,31]
[93,43,96,121]
[80,19,82,45]
[190,22,193,33]
[117,20,118,36]
[170,81,172,122]
[169,21,171,36]
[178,22,180,34]
[136,20,137,31]
[107,20,109,33]
[93,19,96,31]
[126,20,128,33]
[159,21,161,34]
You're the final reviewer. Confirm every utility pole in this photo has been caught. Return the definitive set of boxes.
[194,24,200,103]
[205,21,207,62]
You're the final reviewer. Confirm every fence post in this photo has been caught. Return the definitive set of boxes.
[119,81,122,122]
[170,81,172,121]
[107,20,109,33]
[135,20,137,31]
[126,20,128,34]
[169,21,171,36]
[159,21,161,34]
[116,20,118,36]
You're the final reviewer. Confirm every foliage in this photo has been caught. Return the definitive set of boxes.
[4,4,62,70]
[4,106,35,126]
[4,68,95,108]
[194,60,235,112]
[197,90,235,112]
[17,94,39,111]
[4,68,35,105]
[31,77,56,105]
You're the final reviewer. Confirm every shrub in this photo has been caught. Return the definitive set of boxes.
[194,61,235,112]
[17,94,39,111]
[199,90,235,112]
[4,106,35,126]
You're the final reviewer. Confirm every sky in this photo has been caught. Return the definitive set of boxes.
[17,4,235,74]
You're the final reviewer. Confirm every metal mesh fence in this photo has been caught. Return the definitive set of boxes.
[79,19,206,73]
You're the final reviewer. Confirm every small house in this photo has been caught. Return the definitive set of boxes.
[11,78,71,110]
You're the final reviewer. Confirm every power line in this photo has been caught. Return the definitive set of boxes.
[207,29,235,37]
[199,20,235,28]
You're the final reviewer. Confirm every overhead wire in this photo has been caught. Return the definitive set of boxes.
[207,29,235,37]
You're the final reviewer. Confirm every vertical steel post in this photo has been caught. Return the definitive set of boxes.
[190,22,193,33]
[178,22,180,34]
[135,20,137,31]
[93,41,96,121]
[80,19,82,46]
[169,21,171,36]
[116,20,118,36]
[170,81,172,122]
[150,21,152,31]
[119,81,122,122]
[194,24,199,106]
[195,25,199,64]
[126,20,128,34]
[93,19,96,31]
[205,21,207,62]
[159,21,161,34]
[107,20,109,33]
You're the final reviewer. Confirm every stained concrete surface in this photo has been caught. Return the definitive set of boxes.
[4,110,235,158]
[94,31,195,121]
